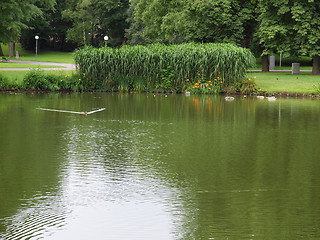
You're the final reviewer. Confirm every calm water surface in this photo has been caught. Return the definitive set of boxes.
[1,93,320,239]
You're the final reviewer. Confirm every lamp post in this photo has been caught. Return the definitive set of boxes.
[104,36,109,47]
[35,35,39,61]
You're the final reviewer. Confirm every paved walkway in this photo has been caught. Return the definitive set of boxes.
[0,60,75,71]
[248,69,312,72]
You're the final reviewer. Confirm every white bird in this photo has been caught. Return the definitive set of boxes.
[257,96,265,100]
[225,96,235,101]
[267,96,277,101]
[185,92,191,96]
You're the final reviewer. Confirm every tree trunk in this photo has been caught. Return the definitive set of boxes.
[0,44,3,56]
[262,55,269,72]
[312,55,320,75]
[122,38,127,47]
[8,42,15,58]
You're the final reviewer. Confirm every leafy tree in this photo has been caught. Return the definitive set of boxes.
[129,0,255,45]
[255,0,320,74]
[92,0,130,46]
[21,0,75,51]
[0,0,55,56]
[255,0,296,71]
[62,0,129,47]
[125,2,148,45]
[291,1,320,75]
[62,0,94,46]
[183,0,254,45]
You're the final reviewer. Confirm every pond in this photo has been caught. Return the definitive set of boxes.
[1,93,320,239]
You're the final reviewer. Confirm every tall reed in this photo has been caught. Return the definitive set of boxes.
[74,43,255,90]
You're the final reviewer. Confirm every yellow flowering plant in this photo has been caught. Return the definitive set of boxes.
[184,72,224,94]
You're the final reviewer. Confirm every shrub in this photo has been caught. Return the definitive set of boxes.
[235,78,258,95]
[45,74,61,91]
[0,72,9,89]
[63,72,86,91]
[23,69,50,90]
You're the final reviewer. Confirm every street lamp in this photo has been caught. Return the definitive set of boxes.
[104,36,109,46]
[35,35,39,61]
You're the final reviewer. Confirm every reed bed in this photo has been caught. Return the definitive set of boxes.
[74,43,255,91]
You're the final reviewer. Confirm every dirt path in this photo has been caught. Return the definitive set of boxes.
[0,60,75,71]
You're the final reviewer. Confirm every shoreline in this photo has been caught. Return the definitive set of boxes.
[1,89,319,99]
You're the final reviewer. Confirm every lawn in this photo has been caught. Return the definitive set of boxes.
[1,43,74,63]
[251,65,312,71]
[1,70,75,84]
[249,72,320,94]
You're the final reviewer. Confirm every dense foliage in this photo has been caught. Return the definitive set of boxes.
[0,69,85,92]
[74,43,255,91]
[1,0,320,73]
[129,0,255,46]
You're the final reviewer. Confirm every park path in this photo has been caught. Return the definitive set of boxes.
[248,69,312,72]
[0,60,75,71]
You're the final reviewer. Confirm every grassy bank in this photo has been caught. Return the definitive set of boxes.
[1,43,74,63]
[251,65,312,71]
[1,70,74,82]
[249,72,320,95]
[1,70,320,95]
[0,70,77,91]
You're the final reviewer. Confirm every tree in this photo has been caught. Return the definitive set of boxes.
[256,0,320,74]
[92,0,130,46]
[129,0,256,46]
[0,0,55,56]
[125,2,148,45]
[255,0,296,72]
[21,0,75,51]
[62,0,129,47]
[291,1,320,75]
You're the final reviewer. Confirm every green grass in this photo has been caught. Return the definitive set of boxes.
[249,72,320,94]
[0,62,66,68]
[251,64,312,71]
[1,70,75,84]
[1,43,74,63]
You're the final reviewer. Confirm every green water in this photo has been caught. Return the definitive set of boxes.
[1,93,320,239]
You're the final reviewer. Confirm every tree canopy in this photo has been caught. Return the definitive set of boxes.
[0,0,55,43]
[2,0,320,73]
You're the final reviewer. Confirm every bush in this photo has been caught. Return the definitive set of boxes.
[235,78,258,95]
[0,72,9,89]
[23,69,50,90]
[22,70,85,92]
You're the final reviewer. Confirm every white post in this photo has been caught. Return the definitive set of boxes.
[35,35,39,61]
[279,51,283,68]
[104,36,109,47]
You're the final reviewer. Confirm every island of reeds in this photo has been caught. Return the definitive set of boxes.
[74,43,256,94]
